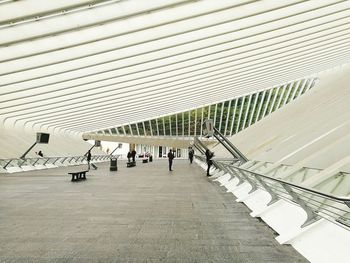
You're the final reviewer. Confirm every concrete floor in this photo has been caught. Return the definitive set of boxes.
[0,159,308,263]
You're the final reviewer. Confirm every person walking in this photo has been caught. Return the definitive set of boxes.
[87,150,92,171]
[205,149,214,176]
[167,149,175,171]
[188,147,194,164]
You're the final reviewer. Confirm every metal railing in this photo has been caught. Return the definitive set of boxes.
[0,154,116,172]
[195,155,350,229]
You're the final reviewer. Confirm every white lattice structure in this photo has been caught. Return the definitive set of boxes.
[206,65,350,263]
[0,2,350,261]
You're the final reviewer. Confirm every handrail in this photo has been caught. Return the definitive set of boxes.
[195,154,350,229]
[195,154,350,202]
[0,154,118,171]
[233,165,350,203]
[212,126,249,162]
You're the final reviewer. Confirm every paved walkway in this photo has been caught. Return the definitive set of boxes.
[0,159,308,263]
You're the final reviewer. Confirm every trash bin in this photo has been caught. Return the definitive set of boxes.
[110,158,117,171]
[149,155,153,162]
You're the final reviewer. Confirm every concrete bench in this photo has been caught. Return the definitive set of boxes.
[68,170,88,182]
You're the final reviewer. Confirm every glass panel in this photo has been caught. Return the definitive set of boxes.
[220,101,229,133]
[232,97,242,133]
[144,121,151,136]
[137,123,144,136]
[163,117,170,136]
[131,124,138,135]
[117,127,124,135]
[151,119,158,135]
[157,118,164,136]
[177,113,183,136]
[124,125,131,135]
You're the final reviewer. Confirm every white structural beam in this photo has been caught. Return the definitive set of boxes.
[0,0,348,133]
[200,107,204,138]
[224,100,232,135]
[255,90,267,122]
[218,102,224,132]
[248,93,258,127]
[235,96,245,134]
[182,112,184,138]
[268,86,280,115]
[261,88,273,119]
[242,94,252,130]
[108,77,314,140]
[188,111,191,137]
[230,99,238,136]
[194,109,198,136]
[175,114,178,137]
[149,120,153,137]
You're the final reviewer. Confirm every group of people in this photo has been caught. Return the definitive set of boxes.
[86,146,214,176]
[168,146,214,176]
[127,149,137,163]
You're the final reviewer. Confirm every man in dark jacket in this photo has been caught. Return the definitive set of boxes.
[188,147,194,164]
[127,151,132,163]
[87,150,92,171]
[167,149,175,171]
[131,149,137,162]
[205,149,214,176]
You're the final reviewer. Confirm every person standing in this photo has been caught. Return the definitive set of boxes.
[205,149,214,176]
[127,151,132,163]
[188,147,194,164]
[167,149,175,171]
[131,149,137,163]
[87,150,92,171]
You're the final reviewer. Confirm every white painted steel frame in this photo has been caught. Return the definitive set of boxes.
[0,1,348,133]
[110,77,316,138]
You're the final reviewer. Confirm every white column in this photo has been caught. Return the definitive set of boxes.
[288,80,301,104]
[242,94,252,130]
[261,88,273,119]
[235,96,245,134]
[169,116,172,136]
[182,112,184,138]
[200,107,204,139]
[142,122,146,136]
[268,86,281,115]
[248,93,258,127]
[194,109,198,136]
[136,123,140,136]
[188,111,191,136]
[282,82,293,106]
[224,100,232,136]
[275,84,288,110]
[255,90,267,122]
[156,119,159,136]
[176,114,178,137]
[218,102,225,133]
[149,120,153,137]
[230,99,238,136]
[213,104,218,128]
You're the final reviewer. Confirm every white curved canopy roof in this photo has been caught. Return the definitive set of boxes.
[1,0,350,133]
